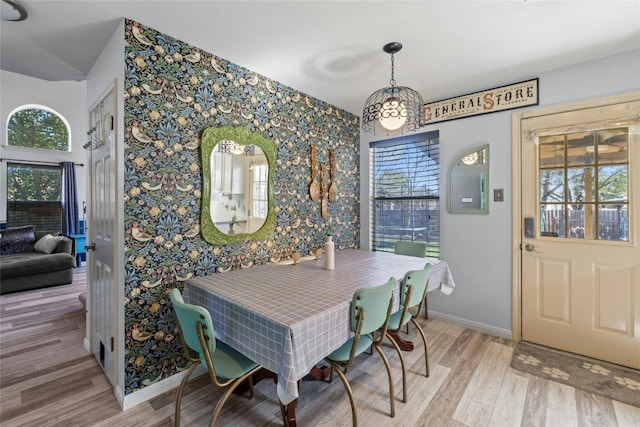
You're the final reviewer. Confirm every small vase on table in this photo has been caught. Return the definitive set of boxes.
[324,235,334,270]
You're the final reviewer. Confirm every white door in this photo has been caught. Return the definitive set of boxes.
[88,86,117,385]
[519,95,640,369]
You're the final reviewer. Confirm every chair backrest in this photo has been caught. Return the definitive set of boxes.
[394,241,426,258]
[351,277,395,335]
[170,288,216,361]
[400,264,432,308]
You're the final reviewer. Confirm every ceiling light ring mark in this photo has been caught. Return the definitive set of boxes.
[1,0,27,21]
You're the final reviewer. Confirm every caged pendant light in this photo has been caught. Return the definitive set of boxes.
[362,42,424,135]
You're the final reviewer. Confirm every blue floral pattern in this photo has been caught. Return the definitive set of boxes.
[123,20,360,394]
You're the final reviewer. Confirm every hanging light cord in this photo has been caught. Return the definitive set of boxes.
[389,53,396,87]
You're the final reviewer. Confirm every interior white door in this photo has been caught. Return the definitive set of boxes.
[520,97,640,369]
[88,86,117,385]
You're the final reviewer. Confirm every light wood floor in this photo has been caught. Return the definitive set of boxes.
[1,269,639,427]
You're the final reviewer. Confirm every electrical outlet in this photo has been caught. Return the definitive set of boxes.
[494,188,504,202]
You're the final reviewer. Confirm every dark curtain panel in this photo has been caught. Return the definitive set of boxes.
[60,162,79,235]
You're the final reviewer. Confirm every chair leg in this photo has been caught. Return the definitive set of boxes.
[384,332,407,403]
[411,319,430,377]
[209,371,256,427]
[248,374,255,398]
[365,332,375,355]
[372,344,396,417]
[328,362,359,427]
[175,362,199,427]
[423,292,429,319]
[328,365,334,383]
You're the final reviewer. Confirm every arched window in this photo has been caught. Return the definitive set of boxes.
[6,105,70,151]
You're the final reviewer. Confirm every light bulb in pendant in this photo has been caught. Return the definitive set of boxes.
[379,97,408,131]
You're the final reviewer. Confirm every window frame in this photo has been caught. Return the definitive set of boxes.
[370,131,441,258]
[5,104,72,153]
[6,162,63,233]
[538,127,630,241]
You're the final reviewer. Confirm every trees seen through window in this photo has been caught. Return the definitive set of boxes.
[7,106,69,151]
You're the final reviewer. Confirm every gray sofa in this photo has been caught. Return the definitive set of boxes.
[0,225,76,295]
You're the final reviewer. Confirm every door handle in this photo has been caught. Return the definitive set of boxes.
[524,243,535,252]
[85,243,96,251]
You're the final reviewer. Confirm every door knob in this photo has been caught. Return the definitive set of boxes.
[525,243,535,252]
[85,243,96,251]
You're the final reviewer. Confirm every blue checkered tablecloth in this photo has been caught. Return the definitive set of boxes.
[183,249,455,405]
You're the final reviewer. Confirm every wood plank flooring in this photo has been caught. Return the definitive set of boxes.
[1,269,638,426]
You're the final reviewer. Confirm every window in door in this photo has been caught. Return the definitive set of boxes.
[538,127,629,241]
[7,163,62,233]
[371,131,440,257]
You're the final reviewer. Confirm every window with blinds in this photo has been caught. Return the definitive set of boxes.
[6,163,62,234]
[371,131,440,258]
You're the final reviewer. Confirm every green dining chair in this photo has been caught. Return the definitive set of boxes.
[394,241,429,320]
[170,288,261,427]
[384,265,432,403]
[394,241,426,258]
[324,277,396,427]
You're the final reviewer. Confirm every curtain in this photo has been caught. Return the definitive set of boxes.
[60,162,79,236]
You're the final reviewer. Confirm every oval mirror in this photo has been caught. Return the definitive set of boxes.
[201,126,276,244]
[448,144,489,214]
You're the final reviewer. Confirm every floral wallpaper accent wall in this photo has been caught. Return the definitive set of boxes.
[123,20,360,393]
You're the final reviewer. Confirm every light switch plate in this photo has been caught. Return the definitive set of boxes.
[494,188,504,202]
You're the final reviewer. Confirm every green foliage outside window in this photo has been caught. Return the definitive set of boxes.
[7,108,69,151]
[7,164,61,202]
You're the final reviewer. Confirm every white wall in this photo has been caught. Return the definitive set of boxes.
[360,49,640,337]
[0,70,88,224]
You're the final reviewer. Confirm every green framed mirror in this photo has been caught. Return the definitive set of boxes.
[201,126,276,244]
[448,144,489,214]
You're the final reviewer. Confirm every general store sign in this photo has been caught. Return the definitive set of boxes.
[423,78,538,125]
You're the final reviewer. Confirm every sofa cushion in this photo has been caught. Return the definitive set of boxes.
[0,225,35,255]
[0,252,76,279]
[56,236,74,255]
[35,234,63,254]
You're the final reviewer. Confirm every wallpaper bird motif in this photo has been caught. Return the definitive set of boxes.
[123,19,360,393]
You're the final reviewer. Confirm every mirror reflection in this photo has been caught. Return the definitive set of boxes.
[209,141,268,235]
[448,144,489,213]
[201,126,275,245]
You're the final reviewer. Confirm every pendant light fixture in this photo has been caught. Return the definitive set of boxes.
[362,42,423,135]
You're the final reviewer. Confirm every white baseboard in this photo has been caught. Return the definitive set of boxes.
[427,310,512,340]
[116,385,125,409]
[121,364,207,411]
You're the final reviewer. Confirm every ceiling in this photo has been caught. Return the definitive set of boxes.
[1,1,639,116]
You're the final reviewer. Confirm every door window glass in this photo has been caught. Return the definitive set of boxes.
[538,128,629,241]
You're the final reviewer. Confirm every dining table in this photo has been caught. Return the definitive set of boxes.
[183,249,455,425]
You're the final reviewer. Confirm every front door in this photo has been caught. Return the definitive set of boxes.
[519,94,640,369]
[88,85,117,385]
